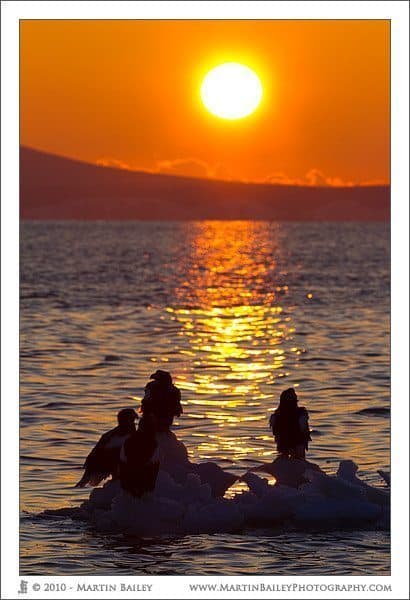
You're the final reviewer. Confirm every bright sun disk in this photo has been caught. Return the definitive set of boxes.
[201,62,263,120]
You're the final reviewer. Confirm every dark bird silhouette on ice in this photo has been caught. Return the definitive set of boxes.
[269,388,311,459]
[75,408,138,488]
[141,370,183,432]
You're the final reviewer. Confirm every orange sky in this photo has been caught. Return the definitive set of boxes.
[20,20,390,185]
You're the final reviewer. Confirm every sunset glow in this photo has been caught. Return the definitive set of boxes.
[20,20,390,185]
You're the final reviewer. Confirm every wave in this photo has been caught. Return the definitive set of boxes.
[356,407,390,416]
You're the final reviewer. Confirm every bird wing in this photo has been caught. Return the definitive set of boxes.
[76,428,120,488]
[83,428,117,469]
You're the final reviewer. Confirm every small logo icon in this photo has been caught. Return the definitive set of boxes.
[18,580,28,594]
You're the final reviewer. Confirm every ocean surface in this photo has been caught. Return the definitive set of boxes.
[20,221,390,575]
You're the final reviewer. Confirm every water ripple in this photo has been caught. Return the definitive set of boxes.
[20,221,390,575]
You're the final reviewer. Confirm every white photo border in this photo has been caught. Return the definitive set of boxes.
[1,1,409,599]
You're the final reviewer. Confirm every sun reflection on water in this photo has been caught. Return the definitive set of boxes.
[168,221,297,466]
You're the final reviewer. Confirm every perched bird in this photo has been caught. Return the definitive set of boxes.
[141,370,183,432]
[75,408,138,488]
[269,388,311,459]
[119,415,160,497]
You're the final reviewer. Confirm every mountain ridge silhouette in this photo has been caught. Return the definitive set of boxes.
[20,146,389,221]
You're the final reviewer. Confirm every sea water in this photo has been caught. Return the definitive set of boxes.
[20,221,390,575]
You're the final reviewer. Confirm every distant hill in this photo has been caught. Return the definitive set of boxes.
[20,147,389,221]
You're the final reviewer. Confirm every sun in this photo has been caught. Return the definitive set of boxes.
[200,62,263,120]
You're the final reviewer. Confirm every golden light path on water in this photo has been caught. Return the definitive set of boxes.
[163,222,301,486]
